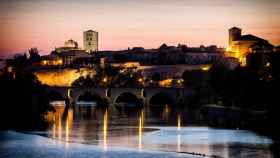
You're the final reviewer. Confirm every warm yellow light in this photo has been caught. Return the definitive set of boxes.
[239,57,246,67]
[201,65,211,71]
[225,47,249,66]
[138,109,144,150]
[176,79,183,84]
[112,62,140,69]
[140,88,145,97]
[42,60,47,65]
[103,77,108,83]
[35,68,95,87]
[103,109,108,151]
[235,51,240,59]
[165,104,169,114]
[58,59,63,65]
[226,47,231,52]
[124,62,140,68]
[265,62,271,67]
[138,78,144,83]
[177,114,181,131]
[177,114,181,151]
[67,89,71,98]
[65,116,69,146]
[159,78,172,88]
[58,115,62,141]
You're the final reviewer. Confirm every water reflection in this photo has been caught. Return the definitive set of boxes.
[161,104,170,121]
[103,109,108,151]
[177,134,181,153]
[138,109,144,150]
[65,108,73,145]
[45,102,276,158]
[177,113,181,131]
[177,113,181,152]
[47,104,74,144]
[52,106,64,141]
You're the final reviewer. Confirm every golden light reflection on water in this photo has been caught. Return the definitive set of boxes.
[52,120,56,139]
[161,104,170,121]
[42,105,274,158]
[103,109,108,151]
[48,105,74,145]
[65,108,73,146]
[54,106,65,141]
[58,116,62,141]
[177,113,182,152]
[177,113,181,131]
[65,118,69,147]
[138,109,144,150]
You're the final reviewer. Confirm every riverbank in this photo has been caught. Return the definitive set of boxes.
[1,125,276,158]
[0,131,202,158]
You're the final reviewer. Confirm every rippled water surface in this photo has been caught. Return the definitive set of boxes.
[0,104,277,158]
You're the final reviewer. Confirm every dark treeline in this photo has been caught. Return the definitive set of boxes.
[0,54,52,130]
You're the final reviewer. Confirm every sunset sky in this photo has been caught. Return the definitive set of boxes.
[0,0,280,56]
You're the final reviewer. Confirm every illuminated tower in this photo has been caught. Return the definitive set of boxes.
[83,30,98,53]
[229,27,241,48]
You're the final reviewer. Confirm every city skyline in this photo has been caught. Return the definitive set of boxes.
[1,0,280,56]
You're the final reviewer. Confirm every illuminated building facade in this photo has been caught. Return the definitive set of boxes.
[40,55,63,66]
[55,39,80,53]
[83,30,98,53]
[226,27,273,66]
[64,39,78,48]
[35,68,95,87]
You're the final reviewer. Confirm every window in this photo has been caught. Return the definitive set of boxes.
[88,42,91,45]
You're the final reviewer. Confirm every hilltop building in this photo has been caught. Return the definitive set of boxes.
[64,39,78,48]
[41,38,93,67]
[83,30,98,53]
[55,39,80,53]
[226,27,274,66]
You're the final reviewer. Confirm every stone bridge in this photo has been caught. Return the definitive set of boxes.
[46,86,194,106]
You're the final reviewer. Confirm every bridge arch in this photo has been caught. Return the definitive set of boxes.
[76,91,108,106]
[114,92,143,107]
[149,92,174,106]
[48,90,67,101]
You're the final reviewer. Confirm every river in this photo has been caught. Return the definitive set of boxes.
[0,103,278,158]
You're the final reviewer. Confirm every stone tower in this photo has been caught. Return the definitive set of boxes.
[83,30,98,53]
[229,27,241,47]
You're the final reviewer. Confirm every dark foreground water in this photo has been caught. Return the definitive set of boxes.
[0,104,278,158]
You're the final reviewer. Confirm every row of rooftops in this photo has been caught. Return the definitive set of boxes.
[41,27,277,61]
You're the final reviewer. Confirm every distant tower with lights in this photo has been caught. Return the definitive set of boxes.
[83,30,98,53]
[228,27,241,47]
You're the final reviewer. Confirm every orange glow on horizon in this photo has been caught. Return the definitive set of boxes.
[1,1,280,55]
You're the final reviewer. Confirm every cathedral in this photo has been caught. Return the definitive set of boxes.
[226,27,274,66]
